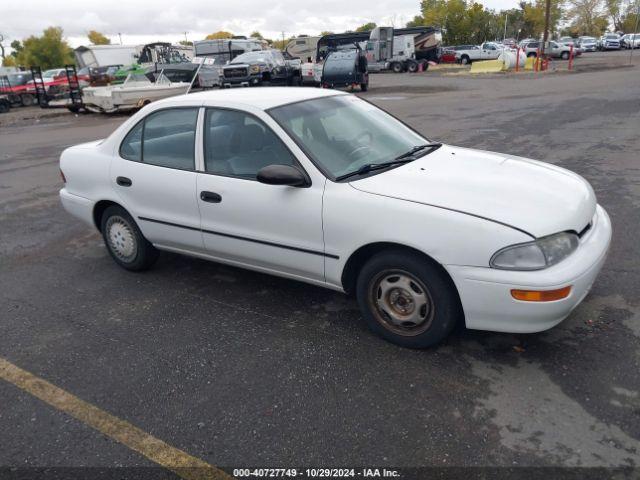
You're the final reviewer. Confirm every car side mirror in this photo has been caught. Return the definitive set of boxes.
[257,164,310,188]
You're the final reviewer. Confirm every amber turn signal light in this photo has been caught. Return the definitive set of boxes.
[511,286,572,302]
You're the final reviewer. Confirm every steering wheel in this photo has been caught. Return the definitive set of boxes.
[345,131,373,160]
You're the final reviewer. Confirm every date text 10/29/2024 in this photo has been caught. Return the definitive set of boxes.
[233,469,401,478]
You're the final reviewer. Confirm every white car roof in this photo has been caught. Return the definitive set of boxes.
[161,87,347,111]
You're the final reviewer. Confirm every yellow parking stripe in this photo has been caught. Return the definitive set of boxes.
[0,357,230,480]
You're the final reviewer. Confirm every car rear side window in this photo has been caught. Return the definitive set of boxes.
[119,108,198,169]
[120,121,143,161]
[203,108,297,180]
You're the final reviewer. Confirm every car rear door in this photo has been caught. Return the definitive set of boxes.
[111,106,204,252]
[195,107,326,282]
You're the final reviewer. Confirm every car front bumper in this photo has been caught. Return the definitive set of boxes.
[446,204,612,333]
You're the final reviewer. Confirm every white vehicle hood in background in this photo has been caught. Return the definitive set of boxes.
[350,145,596,238]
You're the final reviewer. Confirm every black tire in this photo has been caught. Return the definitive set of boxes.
[391,62,403,73]
[360,81,368,92]
[100,205,159,271]
[20,94,35,107]
[356,250,462,348]
[407,60,419,73]
[561,51,570,60]
[460,55,471,65]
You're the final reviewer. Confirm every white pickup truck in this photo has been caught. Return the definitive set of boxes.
[455,42,504,65]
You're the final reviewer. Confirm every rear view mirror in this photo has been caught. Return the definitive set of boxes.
[257,165,310,188]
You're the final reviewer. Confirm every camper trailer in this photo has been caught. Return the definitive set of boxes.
[285,36,321,61]
[74,45,140,69]
[194,38,265,64]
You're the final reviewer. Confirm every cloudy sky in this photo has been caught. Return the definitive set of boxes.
[1,0,519,49]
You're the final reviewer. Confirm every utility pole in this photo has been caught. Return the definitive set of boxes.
[118,33,123,45]
[503,13,508,42]
[183,31,189,43]
[541,0,551,55]
[281,31,285,49]
[0,34,4,60]
[630,0,640,64]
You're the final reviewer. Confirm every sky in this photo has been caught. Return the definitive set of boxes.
[0,0,520,50]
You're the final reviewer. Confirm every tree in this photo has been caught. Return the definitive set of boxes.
[355,22,377,32]
[87,30,111,45]
[565,0,608,36]
[2,56,16,67]
[205,31,233,40]
[250,31,264,39]
[178,40,193,46]
[603,0,624,30]
[620,4,640,32]
[13,27,74,69]
[320,31,334,36]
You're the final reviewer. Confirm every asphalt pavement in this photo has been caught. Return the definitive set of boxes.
[0,50,639,475]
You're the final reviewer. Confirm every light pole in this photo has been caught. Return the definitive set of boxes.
[503,13,508,42]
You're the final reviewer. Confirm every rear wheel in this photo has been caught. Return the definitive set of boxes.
[0,100,9,113]
[356,250,462,348]
[20,94,35,107]
[391,62,403,73]
[407,60,419,73]
[100,205,158,271]
[360,81,368,91]
[561,51,570,60]
[460,55,471,65]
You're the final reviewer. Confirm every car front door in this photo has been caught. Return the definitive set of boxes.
[111,106,204,252]
[196,107,326,283]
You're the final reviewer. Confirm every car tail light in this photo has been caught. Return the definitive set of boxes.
[511,286,572,302]
[60,169,66,184]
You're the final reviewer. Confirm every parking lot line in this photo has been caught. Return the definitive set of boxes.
[0,357,230,480]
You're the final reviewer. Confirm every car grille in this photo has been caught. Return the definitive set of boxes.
[224,67,248,78]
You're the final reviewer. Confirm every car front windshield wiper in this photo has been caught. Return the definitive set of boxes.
[335,143,442,181]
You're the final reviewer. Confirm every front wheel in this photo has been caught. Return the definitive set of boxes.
[100,205,159,271]
[561,51,570,60]
[356,251,462,348]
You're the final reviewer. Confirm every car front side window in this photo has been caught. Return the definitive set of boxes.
[203,108,298,180]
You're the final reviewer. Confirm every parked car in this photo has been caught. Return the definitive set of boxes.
[622,33,640,49]
[577,36,598,52]
[221,49,301,87]
[598,33,621,50]
[522,41,579,59]
[0,95,10,113]
[559,36,577,47]
[59,88,611,348]
[455,42,503,64]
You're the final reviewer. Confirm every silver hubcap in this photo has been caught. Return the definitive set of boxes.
[106,216,136,262]
[370,271,434,336]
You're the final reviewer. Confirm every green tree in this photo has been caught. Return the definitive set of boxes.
[604,0,623,30]
[14,27,74,69]
[2,56,16,67]
[355,22,377,32]
[565,0,608,36]
[178,40,193,46]
[205,31,233,40]
[250,31,264,39]
[320,31,334,36]
[87,30,110,45]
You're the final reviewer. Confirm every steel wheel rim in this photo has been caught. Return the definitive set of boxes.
[368,269,435,337]
[106,215,137,262]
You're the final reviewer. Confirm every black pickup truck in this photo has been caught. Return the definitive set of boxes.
[221,49,301,87]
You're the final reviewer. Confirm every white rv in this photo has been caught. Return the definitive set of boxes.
[74,45,141,69]
[285,36,321,61]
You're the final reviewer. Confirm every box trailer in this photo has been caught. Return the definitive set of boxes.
[74,45,140,69]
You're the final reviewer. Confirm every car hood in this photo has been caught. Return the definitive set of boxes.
[349,145,596,238]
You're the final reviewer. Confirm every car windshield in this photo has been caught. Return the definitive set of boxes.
[42,70,60,79]
[605,34,618,39]
[269,95,432,180]
[231,52,271,64]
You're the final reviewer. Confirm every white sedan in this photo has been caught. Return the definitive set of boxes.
[59,88,611,348]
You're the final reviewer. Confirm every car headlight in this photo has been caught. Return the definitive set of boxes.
[250,65,260,73]
[490,232,579,271]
